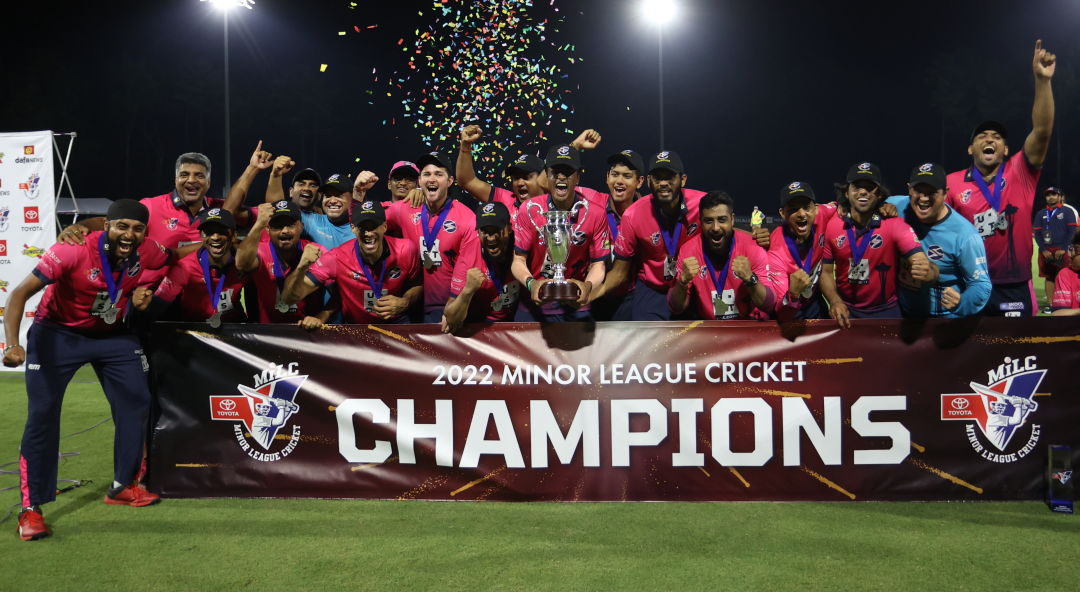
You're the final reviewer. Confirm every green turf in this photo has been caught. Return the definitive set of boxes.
[0,367,1076,591]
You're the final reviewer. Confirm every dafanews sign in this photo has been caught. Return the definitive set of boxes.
[148,319,1080,501]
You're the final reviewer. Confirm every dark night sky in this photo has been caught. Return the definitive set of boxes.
[5,0,1080,212]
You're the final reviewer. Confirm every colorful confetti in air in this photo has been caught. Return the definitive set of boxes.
[359,0,578,177]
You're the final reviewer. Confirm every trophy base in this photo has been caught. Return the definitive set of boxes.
[539,280,580,303]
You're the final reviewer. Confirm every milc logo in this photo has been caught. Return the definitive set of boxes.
[940,356,1045,463]
[210,363,307,462]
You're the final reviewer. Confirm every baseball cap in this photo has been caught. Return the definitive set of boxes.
[544,144,582,171]
[417,151,454,173]
[970,120,1008,143]
[269,200,301,224]
[504,154,545,175]
[648,150,684,175]
[846,162,883,186]
[606,150,646,175]
[779,181,816,206]
[197,207,237,232]
[322,173,352,196]
[292,168,322,187]
[388,161,420,179]
[475,201,511,230]
[908,163,947,191]
[350,200,386,226]
[1044,186,1064,195]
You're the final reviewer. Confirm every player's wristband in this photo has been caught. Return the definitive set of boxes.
[745,273,759,287]
[525,277,536,292]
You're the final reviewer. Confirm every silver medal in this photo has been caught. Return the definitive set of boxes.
[664,256,677,281]
[208,313,222,328]
[713,295,729,319]
[102,306,119,325]
[275,300,291,313]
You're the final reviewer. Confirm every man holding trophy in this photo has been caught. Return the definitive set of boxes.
[511,144,611,322]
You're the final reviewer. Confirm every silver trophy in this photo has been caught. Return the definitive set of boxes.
[525,200,589,302]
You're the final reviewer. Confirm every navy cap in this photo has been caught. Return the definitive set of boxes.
[475,201,511,230]
[648,150,684,175]
[606,150,646,175]
[846,162,883,186]
[291,168,322,187]
[197,207,237,231]
[970,120,1008,143]
[269,200,302,224]
[350,200,386,226]
[417,151,454,173]
[505,154,545,175]
[322,173,352,196]
[908,163,947,191]
[544,144,582,171]
[779,181,816,206]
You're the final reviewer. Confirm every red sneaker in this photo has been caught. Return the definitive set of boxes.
[104,484,161,507]
[18,508,51,541]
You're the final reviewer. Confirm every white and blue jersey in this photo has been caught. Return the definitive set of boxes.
[300,211,353,249]
[888,195,991,318]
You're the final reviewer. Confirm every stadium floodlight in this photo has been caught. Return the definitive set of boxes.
[199,0,255,193]
[638,0,679,148]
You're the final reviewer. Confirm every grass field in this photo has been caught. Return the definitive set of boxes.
[0,366,1076,591]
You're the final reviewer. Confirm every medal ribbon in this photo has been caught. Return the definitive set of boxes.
[269,242,301,291]
[198,249,229,316]
[845,222,876,267]
[355,241,388,299]
[702,232,734,297]
[607,212,619,244]
[482,253,505,296]
[783,227,816,274]
[970,164,1005,213]
[420,199,453,254]
[97,232,128,307]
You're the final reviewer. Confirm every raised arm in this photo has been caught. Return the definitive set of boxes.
[265,155,294,204]
[457,125,494,202]
[1024,39,1056,169]
[236,203,273,273]
[223,141,273,222]
[282,243,322,304]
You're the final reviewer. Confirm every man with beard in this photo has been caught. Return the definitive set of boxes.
[668,191,774,320]
[885,163,990,318]
[386,152,479,323]
[1050,233,1080,315]
[1033,187,1077,311]
[442,202,520,333]
[235,201,329,327]
[56,143,269,255]
[457,125,548,220]
[141,208,249,327]
[4,200,172,541]
[512,144,610,322]
[282,200,422,324]
[945,40,1056,317]
[768,181,838,321]
[591,151,704,320]
[820,163,935,328]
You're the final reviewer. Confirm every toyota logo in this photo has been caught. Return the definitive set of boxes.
[951,398,969,410]
[220,399,236,411]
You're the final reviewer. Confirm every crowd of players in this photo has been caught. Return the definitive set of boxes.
[5,40,1078,541]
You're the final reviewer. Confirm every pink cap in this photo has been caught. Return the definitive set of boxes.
[388,161,420,178]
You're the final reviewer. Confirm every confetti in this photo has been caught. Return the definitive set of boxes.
[320,64,328,72]
[363,0,578,175]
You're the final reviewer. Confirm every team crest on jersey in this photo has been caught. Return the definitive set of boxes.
[835,235,846,248]
[571,231,587,246]
[687,223,698,236]
[650,232,661,246]
[940,356,1045,464]
[411,213,422,224]
[869,234,883,249]
[87,267,101,281]
[927,245,945,260]
[127,262,141,277]
[443,220,457,233]
[960,189,972,204]
[166,217,179,230]
[388,266,402,279]
[210,363,306,462]
[817,234,825,248]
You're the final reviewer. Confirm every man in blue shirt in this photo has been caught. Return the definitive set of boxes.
[1033,186,1079,312]
[889,163,991,317]
[300,173,355,249]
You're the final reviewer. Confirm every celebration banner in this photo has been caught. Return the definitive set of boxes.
[0,130,55,371]
[149,319,1080,501]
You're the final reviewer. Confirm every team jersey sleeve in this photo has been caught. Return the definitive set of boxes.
[821,228,835,264]
[588,214,612,262]
[32,242,82,284]
[141,239,173,270]
[953,229,991,316]
[766,249,794,313]
[748,243,775,314]
[449,248,478,298]
[613,209,637,260]
[384,201,406,237]
[453,220,480,291]
[306,249,337,287]
[153,260,189,303]
[513,202,538,254]
[1051,273,1079,310]
[892,220,923,257]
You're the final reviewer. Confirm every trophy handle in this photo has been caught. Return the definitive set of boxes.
[525,202,545,236]
[570,199,589,233]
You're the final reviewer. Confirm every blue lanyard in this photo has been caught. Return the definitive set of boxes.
[702,232,734,295]
[783,228,816,273]
[845,223,875,266]
[420,199,453,252]
[654,206,683,260]
[97,233,128,306]
[482,253,505,295]
[198,249,229,315]
[970,164,1005,213]
[269,242,300,290]
[607,212,619,244]
[354,241,387,296]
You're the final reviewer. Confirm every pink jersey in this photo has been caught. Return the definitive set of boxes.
[514,193,611,280]
[613,191,704,291]
[250,239,325,323]
[306,236,421,323]
[672,230,773,320]
[449,251,520,322]
[140,192,227,249]
[155,249,249,322]
[946,151,1040,284]
[33,231,171,331]
[767,203,837,313]
[386,198,478,313]
[822,215,922,312]
[489,187,526,226]
[1051,268,1080,310]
